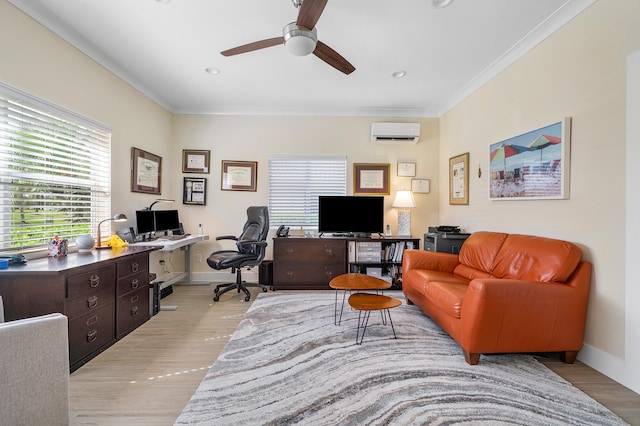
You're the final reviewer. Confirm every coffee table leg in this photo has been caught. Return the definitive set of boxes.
[386,309,397,339]
[356,310,371,345]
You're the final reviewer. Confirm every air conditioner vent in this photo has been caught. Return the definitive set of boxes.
[371,122,420,144]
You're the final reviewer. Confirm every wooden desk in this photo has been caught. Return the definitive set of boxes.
[0,246,157,371]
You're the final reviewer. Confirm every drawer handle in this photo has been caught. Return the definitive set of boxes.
[131,262,139,273]
[87,329,98,342]
[325,270,334,277]
[87,295,98,309]
[325,248,333,256]
[130,295,139,304]
[86,315,98,326]
[286,271,294,278]
[131,306,138,316]
[90,275,100,288]
[131,278,139,289]
[286,248,294,256]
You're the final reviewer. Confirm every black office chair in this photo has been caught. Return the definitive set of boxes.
[207,206,270,302]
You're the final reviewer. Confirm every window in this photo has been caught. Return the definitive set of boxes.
[0,83,112,251]
[268,156,346,227]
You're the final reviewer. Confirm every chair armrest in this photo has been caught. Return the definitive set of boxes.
[402,249,460,276]
[236,240,268,248]
[460,278,588,351]
[216,235,238,241]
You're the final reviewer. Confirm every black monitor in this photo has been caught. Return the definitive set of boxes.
[154,209,180,234]
[135,210,155,235]
[318,196,384,236]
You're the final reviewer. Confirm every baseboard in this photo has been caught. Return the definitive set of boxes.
[577,343,639,393]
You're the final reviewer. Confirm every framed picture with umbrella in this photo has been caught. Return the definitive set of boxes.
[489,118,571,200]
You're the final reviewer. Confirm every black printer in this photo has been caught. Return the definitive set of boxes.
[423,226,471,254]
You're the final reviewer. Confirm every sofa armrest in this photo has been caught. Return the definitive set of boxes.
[402,249,460,277]
[459,264,591,353]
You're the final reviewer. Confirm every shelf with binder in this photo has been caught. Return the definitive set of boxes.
[347,237,420,289]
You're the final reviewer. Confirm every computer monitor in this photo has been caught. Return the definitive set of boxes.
[135,210,155,235]
[154,210,180,234]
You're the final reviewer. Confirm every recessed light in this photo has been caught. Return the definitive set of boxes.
[432,0,454,8]
[392,70,407,78]
[155,0,172,5]
[205,67,221,75]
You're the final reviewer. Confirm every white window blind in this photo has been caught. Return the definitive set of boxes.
[269,156,346,227]
[0,83,112,251]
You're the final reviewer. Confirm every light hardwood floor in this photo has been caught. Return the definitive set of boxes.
[69,284,640,425]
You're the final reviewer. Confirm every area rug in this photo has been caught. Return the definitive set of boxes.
[175,292,626,425]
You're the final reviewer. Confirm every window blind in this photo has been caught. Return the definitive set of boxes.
[268,156,346,227]
[0,83,112,251]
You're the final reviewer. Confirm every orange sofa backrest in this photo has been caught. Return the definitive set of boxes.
[491,234,583,282]
[455,231,508,279]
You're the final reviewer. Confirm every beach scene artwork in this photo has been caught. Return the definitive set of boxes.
[489,118,571,200]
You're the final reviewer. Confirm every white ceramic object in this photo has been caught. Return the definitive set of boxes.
[75,234,95,250]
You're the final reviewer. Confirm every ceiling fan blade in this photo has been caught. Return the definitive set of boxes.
[313,41,355,75]
[221,37,284,56]
[297,0,328,30]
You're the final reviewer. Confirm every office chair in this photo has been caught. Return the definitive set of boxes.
[207,206,270,302]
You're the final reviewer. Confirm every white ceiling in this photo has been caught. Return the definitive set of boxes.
[9,0,594,117]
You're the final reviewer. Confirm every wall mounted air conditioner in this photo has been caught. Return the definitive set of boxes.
[371,122,420,144]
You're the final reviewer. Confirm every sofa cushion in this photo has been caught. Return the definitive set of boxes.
[458,231,508,274]
[424,281,468,318]
[492,234,583,282]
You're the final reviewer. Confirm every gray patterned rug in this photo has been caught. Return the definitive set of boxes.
[175,292,626,425]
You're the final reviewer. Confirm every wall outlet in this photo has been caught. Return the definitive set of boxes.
[196,254,202,263]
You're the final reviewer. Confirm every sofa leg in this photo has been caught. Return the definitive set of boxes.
[560,351,578,364]
[463,350,480,365]
[406,298,414,305]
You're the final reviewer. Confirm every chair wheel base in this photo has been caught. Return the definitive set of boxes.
[213,295,220,302]
[244,295,251,302]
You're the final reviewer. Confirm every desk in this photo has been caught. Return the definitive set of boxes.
[131,234,209,289]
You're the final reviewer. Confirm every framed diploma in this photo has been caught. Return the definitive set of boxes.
[182,149,210,174]
[354,163,390,195]
[221,160,258,191]
[131,147,162,194]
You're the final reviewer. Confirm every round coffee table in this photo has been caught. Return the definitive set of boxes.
[348,293,402,344]
[329,273,391,325]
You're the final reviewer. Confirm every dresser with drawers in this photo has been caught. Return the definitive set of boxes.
[0,246,157,372]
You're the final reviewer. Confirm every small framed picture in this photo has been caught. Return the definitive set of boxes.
[183,177,207,205]
[221,160,258,191]
[412,178,430,193]
[449,152,469,205]
[182,149,210,174]
[397,162,416,177]
[354,163,390,195]
[131,147,162,194]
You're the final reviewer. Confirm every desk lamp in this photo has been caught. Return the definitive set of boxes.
[144,198,175,210]
[392,190,416,237]
[96,213,128,249]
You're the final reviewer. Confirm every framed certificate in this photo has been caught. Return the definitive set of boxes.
[397,162,416,177]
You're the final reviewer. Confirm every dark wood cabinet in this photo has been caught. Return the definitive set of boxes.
[273,238,346,289]
[0,246,156,371]
[272,236,418,290]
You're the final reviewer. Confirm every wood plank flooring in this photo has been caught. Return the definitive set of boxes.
[69,285,640,425]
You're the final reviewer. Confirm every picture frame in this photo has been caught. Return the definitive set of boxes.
[131,147,162,194]
[354,163,390,195]
[397,162,416,177]
[489,118,571,200]
[449,153,469,205]
[182,149,210,174]
[183,177,207,205]
[411,178,430,194]
[221,160,258,191]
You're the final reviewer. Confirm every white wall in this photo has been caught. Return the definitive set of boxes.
[438,1,640,393]
[171,115,440,283]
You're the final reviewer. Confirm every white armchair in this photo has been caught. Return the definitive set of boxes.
[0,296,70,426]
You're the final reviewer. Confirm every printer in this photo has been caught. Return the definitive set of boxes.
[424,226,471,254]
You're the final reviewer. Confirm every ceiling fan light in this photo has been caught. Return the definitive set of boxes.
[283,23,318,56]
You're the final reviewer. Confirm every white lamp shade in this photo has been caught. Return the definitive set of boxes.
[392,190,416,208]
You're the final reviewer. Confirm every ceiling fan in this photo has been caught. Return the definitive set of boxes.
[220,0,355,75]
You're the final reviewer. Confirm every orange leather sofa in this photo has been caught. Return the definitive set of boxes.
[402,231,592,365]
